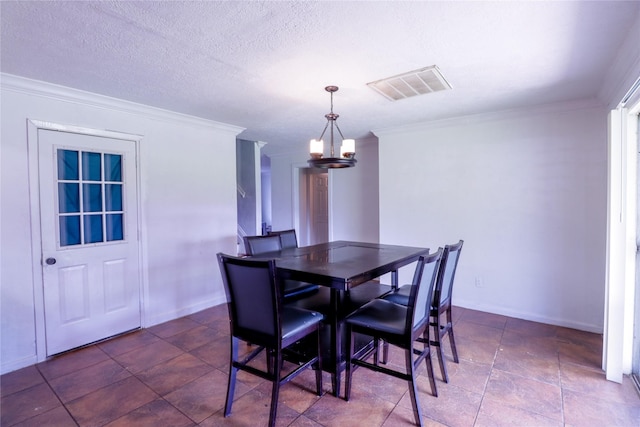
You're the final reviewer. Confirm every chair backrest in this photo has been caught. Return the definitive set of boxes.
[406,249,442,333]
[269,229,298,249]
[433,240,464,310]
[217,253,281,346]
[244,234,282,256]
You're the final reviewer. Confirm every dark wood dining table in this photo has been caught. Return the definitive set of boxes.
[265,240,430,397]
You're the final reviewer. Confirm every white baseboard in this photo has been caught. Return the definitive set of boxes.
[0,296,229,376]
[454,298,603,334]
[1,354,39,376]
[144,295,227,328]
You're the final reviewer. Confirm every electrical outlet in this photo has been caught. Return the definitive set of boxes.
[475,277,484,288]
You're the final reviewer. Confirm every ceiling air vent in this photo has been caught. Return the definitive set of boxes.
[367,65,452,101]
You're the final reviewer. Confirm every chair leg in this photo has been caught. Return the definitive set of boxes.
[373,337,380,366]
[432,316,449,383]
[382,340,389,364]
[406,347,424,427]
[344,326,354,401]
[422,331,438,397]
[315,328,323,396]
[268,350,283,427]
[224,337,239,417]
[446,309,459,363]
[266,349,273,375]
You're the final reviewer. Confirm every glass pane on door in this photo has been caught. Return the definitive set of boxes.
[59,216,81,246]
[84,214,103,244]
[56,148,125,247]
[83,184,102,212]
[105,184,122,211]
[82,152,101,181]
[57,150,79,180]
[104,154,122,182]
[106,214,123,241]
[58,183,80,213]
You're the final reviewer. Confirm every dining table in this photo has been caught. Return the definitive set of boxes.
[258,240,430,397]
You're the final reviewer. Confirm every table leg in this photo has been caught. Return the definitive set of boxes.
[330,288,341,397]
[391,269,399,290]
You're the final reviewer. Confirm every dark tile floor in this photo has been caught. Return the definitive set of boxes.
[2,305,639,426]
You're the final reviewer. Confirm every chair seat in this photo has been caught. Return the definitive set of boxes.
[349,281,393,311]
[283,280,320,300]
[381,284,411,306]
[345,299,408,336]
[282,307,324,340]
[290,281,393,318]
[288,286,331,314]
[382,285,442,317]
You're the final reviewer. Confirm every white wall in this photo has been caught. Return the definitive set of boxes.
[269,138,379,243]
[329,136,379,243]
[376,101,608,332]
[0,75,241,374]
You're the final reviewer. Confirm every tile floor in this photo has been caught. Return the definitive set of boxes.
[2,305,639,426]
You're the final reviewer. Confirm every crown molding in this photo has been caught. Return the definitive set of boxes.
[1,73,245,136]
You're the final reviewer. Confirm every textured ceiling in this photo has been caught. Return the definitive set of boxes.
[2,1,639,155]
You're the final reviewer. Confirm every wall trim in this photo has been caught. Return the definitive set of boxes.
[455,299,603,335]
[1,355,39,376]
[1,73,244,135]
[145,295,226,328]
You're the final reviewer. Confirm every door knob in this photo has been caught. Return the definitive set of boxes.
[45,257,56,265]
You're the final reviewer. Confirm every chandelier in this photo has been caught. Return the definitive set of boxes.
[308,86,357,169]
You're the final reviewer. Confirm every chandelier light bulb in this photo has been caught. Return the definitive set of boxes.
[341,139,355,158]
[310,139,323,159]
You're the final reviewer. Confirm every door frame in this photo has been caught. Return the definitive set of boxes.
[27,119,144,362]
[604,78,640,382]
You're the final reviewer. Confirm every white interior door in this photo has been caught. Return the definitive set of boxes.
[38,129,141,356]
[309,171,328,244]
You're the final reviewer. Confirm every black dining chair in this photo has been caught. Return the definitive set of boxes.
[217,253,323,427]
[344,249,442,427]
[268,228,298,249]
[244,234,320,300]
[243,234,282,256]
[382,240,464,382]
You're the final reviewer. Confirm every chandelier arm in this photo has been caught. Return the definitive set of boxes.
[334,122,346,140]
[329,121,335,157]
[318,120,331,141]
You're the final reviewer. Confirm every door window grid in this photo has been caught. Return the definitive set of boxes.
[56,149,125,247]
